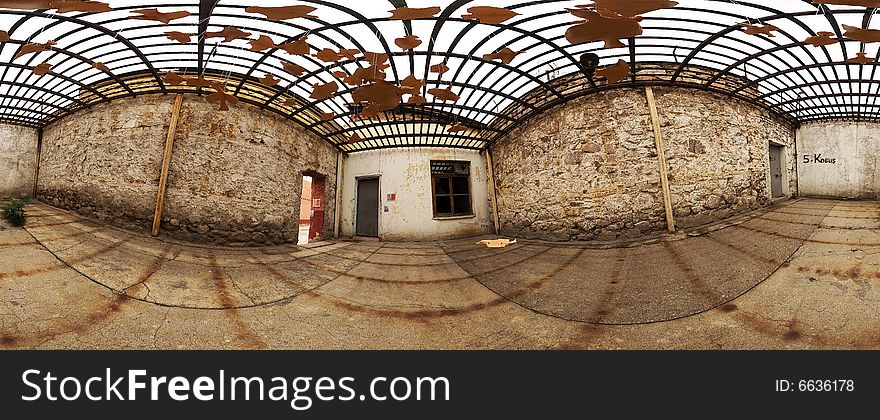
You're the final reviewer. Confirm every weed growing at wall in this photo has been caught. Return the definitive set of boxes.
[2,198,28,227]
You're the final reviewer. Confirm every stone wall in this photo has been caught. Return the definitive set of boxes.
[491,87,797,241]
[796,121,880,199]
[658,88,797,228]
[37,94,338,245]
[38,96,170,230]
[0,124,38,199]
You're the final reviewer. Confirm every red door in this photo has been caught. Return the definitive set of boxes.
[308,176,326,241]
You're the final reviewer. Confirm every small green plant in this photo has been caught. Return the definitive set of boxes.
[1,198,28,227]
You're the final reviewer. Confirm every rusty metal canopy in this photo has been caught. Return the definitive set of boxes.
[1,1,879,152]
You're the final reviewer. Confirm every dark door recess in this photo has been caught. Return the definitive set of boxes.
[769,145,784,198]
[356,177,380,237]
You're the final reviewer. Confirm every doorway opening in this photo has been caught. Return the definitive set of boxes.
[769,145,785,199]
[298,172,327,244]
[355,177,380,238]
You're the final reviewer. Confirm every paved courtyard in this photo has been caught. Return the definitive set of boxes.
[1,199,878,349]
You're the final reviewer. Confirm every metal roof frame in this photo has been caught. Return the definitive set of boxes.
[1,1,880,152]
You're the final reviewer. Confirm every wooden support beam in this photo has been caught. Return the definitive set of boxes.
[333,151,343,238]
[32,128,42,198]
[485,149,501,235]
[645,86,676,233]
[151,94,184,237]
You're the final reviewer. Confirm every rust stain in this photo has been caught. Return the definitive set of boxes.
[704,234,780,265]
[0,237,128,281]
[726,310,828,346]
[3,226,106,248]
[718,303,738,312]
[773,209,877,220]
[722,307,880,348]
[249,254,310,294]
[303,290,504,323]
[588,250,625,321]
[782,320,802,342]
[208,256,266,349]
[1,292,131,349]
[308,242,530,267]
[310,249,463,267]
[295,245,552,286]
[23,219,79,228]
[295,255,472,285]
[300,248,585,322]
[557,250,627,349]
[123,245,174,295]
[797,262,870,281]
[758,214,877,229]
[454,244,530,262]
[0,334,18,347]
[502,249,586,300]
[754,216,822,228]
[0,234,142,347]
[663,242,719,302]
[73,294,131,334]
[734,224,880,247]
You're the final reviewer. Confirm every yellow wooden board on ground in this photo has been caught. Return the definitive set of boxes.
[477,239,517,248]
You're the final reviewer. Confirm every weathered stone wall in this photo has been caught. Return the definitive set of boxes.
[160,95,338,244]
[0,124,38,199]
[658,88,797,228]
[38,96,169,229]
[796,121,880,199]
[492,87,796,241]
[38,94,337,245]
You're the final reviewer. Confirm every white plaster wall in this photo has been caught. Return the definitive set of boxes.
[796,121,880,198]
[0,124,38,198]
[339,147,494,241]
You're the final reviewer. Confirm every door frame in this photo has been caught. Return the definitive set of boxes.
[768,141,789,199]
[301,171,327,243]
[354,175,381,238]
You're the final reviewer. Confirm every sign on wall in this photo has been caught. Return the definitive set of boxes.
[802,154,837,164]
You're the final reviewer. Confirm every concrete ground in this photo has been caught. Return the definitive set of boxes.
[0,198,878,350]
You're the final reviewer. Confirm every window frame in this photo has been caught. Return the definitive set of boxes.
[430,160,474,218]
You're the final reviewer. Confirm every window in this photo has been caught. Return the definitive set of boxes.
[431,161,473,217]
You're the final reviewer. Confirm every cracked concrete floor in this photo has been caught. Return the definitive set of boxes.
[1,198,879,349]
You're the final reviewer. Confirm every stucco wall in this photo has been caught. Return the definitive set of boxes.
[796,121,880,199]
[492,87,797,241]
[339,147,493,241]
[0,124,38,199]
[37,94,337,245]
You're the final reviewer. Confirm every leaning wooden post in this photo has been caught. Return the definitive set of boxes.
[485,148,501,235]
[645,86,676,233]
[32,128,43,198]
[333,150,343,238]
[151,94,184,237]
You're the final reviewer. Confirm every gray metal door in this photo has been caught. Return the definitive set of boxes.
[356,178,379,237]
[769,146,784,198]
